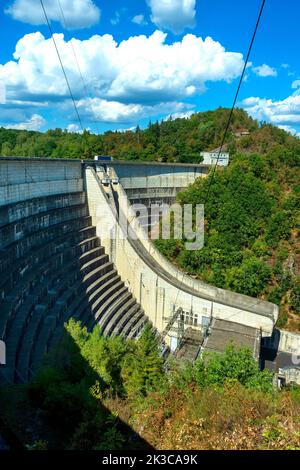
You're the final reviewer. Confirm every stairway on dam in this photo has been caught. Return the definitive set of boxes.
[0,159,149,384]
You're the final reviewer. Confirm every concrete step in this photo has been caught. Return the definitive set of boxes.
[126,312,148,339]
[90,283,128,327]
[109,303,141,337]
[31,315,57,371]
[3,246,109,380]
[16,305,47,381]
[43,270,121,357]
[0,221,96,297]
[0,216,95,290]
[0,192,86,230]
[0,203,89,250]
[31,267,119,369]
[101,296,136,335]
[4,243,107,332]
[98,291,133,332]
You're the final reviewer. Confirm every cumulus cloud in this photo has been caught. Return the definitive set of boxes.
[252,64,277,77]
[66,123,91,133]
[5,0,100,29]
[0,30,243,123]
[148,0,196,34]
[66,123,81,133]
[76,97,194,123]
[4,113,46,130]
[164,110,195,120]
[132,14,147,25]
[242,94,300,126]
[277,124,300,137]
[291,80,300,90]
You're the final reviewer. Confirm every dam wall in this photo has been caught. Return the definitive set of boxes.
[84,167,278,350]
[0,157,280,382]
[108,161,209,206]
[0,158,148,383]
[0,158,83,206]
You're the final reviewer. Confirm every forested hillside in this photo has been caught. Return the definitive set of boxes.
[0,108,275,162]
[1,108,299,329]
[153,113,300,331]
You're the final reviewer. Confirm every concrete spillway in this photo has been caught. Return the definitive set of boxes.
[0,157,279,383]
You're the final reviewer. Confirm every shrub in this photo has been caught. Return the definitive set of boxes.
[196,346,273,392]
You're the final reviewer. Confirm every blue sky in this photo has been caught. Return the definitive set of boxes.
[0,0,300,136]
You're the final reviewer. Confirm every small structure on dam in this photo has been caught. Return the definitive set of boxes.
[0,157,279,384]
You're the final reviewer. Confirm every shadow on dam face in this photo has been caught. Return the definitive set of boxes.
[0,327,153,451]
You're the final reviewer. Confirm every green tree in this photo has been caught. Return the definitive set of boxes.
[121,325,164,397]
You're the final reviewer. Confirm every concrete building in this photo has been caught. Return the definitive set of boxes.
[200,148,229,166]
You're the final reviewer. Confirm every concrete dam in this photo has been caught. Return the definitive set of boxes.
[0,157,279,384]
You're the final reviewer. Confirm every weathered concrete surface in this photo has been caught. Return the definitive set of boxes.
[94,161,210,209]
[109,161,208,191]
[84,167,278,346]
[0,158,149,383]
[202,319,261,361]
[0,158,83,206]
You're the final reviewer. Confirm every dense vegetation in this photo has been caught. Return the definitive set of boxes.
[0,108,261,162]
[1,107,299,329]
[155,124,300,330]
[1,320,299,450]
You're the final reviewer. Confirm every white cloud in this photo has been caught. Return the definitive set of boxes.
[291,80,300,89]
[0,31,243,123]
[66,123,91,133]
[66,123,81,133]
[76,97,194,123]
[277,124,300,137]
[4,113,46,130]
[164,110,194,120]
[242,94,300,126]
[116,126,137,133]
[0,80,6,104]
[132,14,147,25]
[148,0,196,34]
[252,64,277,77]
[5,0,100,29]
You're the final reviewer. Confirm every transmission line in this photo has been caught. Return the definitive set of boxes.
[166,0,267,343]
[40,0,84,133]
[203,0,266,205]
[56,0,102,136]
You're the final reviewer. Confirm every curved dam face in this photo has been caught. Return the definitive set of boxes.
[0,157,278,383]
[0,158,148,384]
[85,163,278,356]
